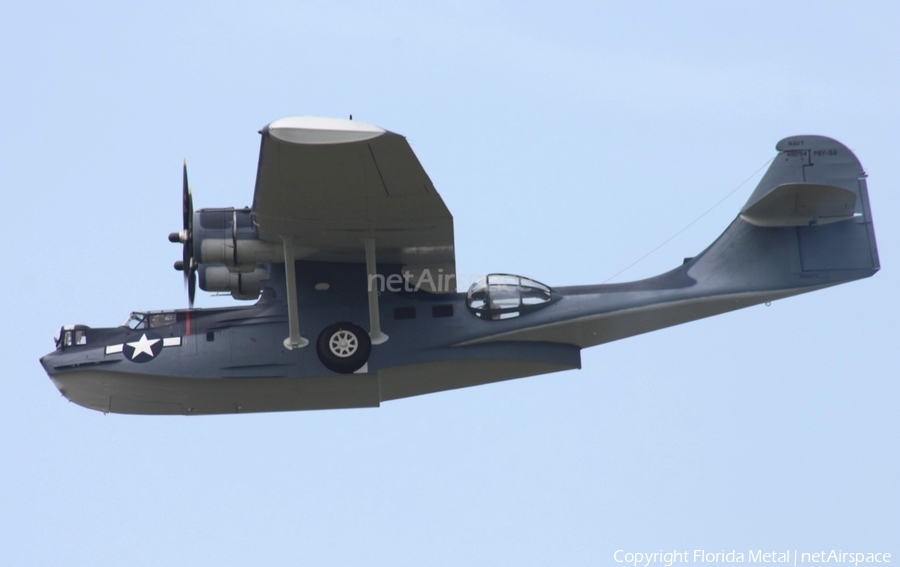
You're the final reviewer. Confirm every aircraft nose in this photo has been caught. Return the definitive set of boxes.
[39,354,54,374]
[38,354,67,395]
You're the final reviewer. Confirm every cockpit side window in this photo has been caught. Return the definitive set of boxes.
[148,312,176,328]
[466,274,554,320]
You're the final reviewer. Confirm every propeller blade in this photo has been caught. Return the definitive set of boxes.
[182,161,190,230]
[182,232,192,279]
[188,269,196,308]
[181,160,196,308]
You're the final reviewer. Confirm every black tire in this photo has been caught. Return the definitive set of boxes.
[316,321,372,374]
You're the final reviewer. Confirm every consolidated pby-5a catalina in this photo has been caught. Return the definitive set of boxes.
[40,117,880,415]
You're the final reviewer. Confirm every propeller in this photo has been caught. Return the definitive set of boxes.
[169,161,196,307]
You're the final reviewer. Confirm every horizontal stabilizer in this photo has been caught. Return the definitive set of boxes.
[739,182,857,227]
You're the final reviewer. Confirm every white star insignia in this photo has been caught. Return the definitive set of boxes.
[126,333,161,360]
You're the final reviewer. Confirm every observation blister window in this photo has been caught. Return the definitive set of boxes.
[465,274,553,320]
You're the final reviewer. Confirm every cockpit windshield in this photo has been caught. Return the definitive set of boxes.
[122,312,147,329]
[466,274,554,320]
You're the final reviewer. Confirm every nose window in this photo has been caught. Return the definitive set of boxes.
[56,325,90,349]
[466,274,553,320]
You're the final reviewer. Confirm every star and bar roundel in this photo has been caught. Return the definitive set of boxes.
[105,332,182,363]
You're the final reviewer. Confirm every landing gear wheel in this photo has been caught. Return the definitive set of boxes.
[316,322,372,374]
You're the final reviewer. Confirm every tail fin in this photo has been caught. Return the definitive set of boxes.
[692,135,879,292]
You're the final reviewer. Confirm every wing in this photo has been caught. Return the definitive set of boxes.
[251,116,456,291]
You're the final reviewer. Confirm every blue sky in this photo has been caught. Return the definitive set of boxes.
[2,2,898,565]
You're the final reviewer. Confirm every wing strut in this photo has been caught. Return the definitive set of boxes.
[364,238,389,345]
[281,236,309,350]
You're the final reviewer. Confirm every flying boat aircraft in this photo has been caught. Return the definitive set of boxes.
[40,117,880,415]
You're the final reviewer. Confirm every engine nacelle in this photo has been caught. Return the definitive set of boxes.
[199,265,269,300]
[189,207,283,272]
[199,238,283,271]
